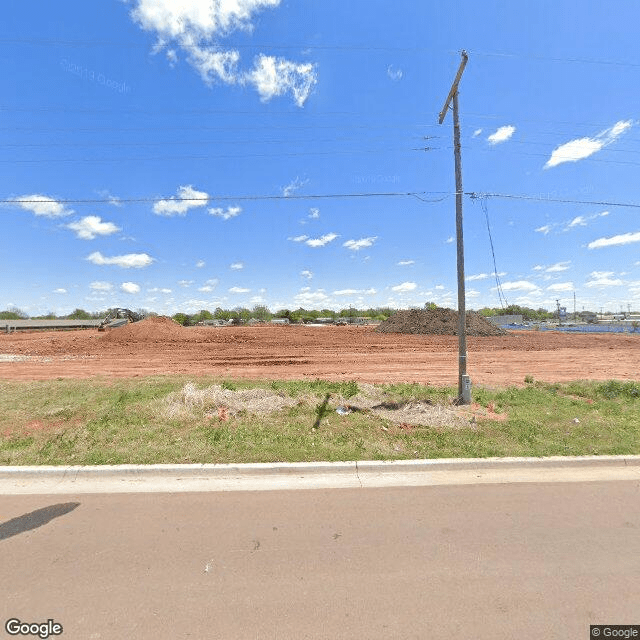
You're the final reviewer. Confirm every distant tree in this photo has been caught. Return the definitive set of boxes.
[213,307,231,320]
[275,309,291,320]
[0,307,28,320]
[251,305,271,322]
[172,313,189,326]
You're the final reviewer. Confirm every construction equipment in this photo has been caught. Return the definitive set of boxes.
[98,308,144,331]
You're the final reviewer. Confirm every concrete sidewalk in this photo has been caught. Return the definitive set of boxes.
[2,455,639,494]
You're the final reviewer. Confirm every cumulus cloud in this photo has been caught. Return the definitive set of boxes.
[90,281,113,292]
[535,225,551,235]
[229,286,250,293]
[397,260,415,266]
[546,261,571,272]
[53,288,67,294]
[547,282,574,292]
[545,120,632,168]
[386,65,403,81]
[208,205,241,220]
[445,236,454,244]
[487,125,516,145]
[67,216,121,240]
[306,233,338,247]
[498,281,539,292]
[198,278,219,292]
[585,274,624,287]
[308,208,320,219]
[343,237,377,251]
[293,289,330,306]
[282,176,308,197]
[196,260,206,268]
[588,231,640,249]
[87,252,154,268]
[288,235,308,242]
[230,262,244,270]
[333,288,377,296]
[149,287,172,294]
[178,280,194,287]
[12,194,72,218]
[472,128,483,138]
[300,270,313,279]
[129,0,317,106]
[154,185,209,216]
[248,55,317,107]
[121,282,141,294]
[391,282,417,292]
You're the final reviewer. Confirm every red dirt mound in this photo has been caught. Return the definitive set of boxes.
[375,308,506,337]
[100,315,186,343]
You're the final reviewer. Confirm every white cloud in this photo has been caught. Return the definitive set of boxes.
[121,282,141,294]
[229,286,250,293]
[230,262,244,270]
[130,0,316,106]
[248,55,317,107]
[196,260,206,268]
[466,273,488,281]
[487,125,516,145]
[547,282,574,292]
[308,208,320,219]
[149,287,172,294]
[445,236,454,244]
[585,276,624,288]
[472,128,483,138]
[282,176,308,197]
[567,216,586,228]
[387,65,403,81]
[178,279,194,287]
[533,265,544,271]
[546,261,571,273]
[333,288,377,296]
[590,271,614,279]
[545,119,632,168]
[208,205,241,220]
[535,225,551,235]
[67,216,121,240]
[588,231,640,249]
[397,260,415,266]
[12,194,72,218]
[198,278,219,292]
[499,281,539,292]
[90,281,113,292]
[306,233,338,247]
[293,289,330,306]
[435,285,445,290]
[154,185,209,216]
[288,234,308,242]
[87,252,154,268]
[343,236,377,251]
[391,282,417,292]
[300,270,313,279]
[53,288,67,294]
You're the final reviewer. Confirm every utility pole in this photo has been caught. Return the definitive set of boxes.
[439,50,470,404]
[556,299,562,327]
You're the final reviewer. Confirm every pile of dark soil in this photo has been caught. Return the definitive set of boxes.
[375,308,506,336]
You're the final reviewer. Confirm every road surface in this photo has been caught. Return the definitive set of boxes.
[2,481,639,639]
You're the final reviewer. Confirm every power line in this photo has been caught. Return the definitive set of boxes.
[0,147,416,163]
[3,191,441,205]
[467,192,640,209]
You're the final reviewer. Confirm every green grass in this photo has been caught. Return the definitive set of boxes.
[0,376,638,465]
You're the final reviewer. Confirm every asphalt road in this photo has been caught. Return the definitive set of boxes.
[2,481,639,639]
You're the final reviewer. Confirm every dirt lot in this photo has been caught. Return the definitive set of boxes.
[1,322,638,387]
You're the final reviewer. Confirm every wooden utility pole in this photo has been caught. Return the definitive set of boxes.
[439,50,470,404]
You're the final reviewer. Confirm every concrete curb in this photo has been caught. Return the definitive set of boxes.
[2,455,639,481]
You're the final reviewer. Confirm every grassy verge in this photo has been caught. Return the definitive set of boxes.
[0,376,638,465]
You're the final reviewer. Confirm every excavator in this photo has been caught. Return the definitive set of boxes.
[98,308,144,331]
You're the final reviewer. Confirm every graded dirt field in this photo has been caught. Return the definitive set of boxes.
[1,318,639,387]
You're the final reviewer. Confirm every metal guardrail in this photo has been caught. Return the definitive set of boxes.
[0,319,103,333]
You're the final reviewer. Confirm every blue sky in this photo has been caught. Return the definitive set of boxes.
[2,0,640,316]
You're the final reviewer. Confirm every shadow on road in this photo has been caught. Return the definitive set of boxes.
[0,502,80,542]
